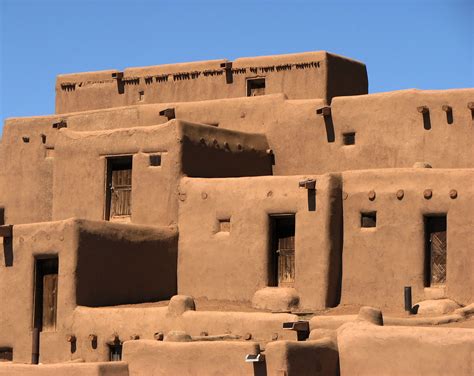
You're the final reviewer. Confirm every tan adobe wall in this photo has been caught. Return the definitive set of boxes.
[340,169,474,308]
[0,362,129,376]
[0,220,78,363]
[55,52,367,113]
[67,304,297,363]
[177,174,343,311]
[2,89,471,224]
[0,219,176,364]
[265,339,339,376]
[51,120,270,227]
[338,323,474,376]
[122,340,259,376]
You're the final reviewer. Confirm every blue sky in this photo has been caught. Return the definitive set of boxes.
[0,0,472,133]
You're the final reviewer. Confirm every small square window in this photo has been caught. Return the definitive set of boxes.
[45,147,54,158]
[361,212,376,228]
[219,219,231,232]
[0,347,13,362]
[247,78,265,97]
[343,132,355,145]
[149,154,161,167]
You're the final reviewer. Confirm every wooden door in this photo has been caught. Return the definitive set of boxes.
[430,230,447,286]
[105,156,132,221]
[42,274,58,331]
[110,169,132,219]
[270,215,295,288]
[33,257,58,337]
[278,234,295,287]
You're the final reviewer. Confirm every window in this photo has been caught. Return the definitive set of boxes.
[247,78,265,97]
[105,156,133,221]
[343,132,356,145]
[269,215,295,287]
[424,215,447,287]
[108,343,122,361]
[138,91,144,101]
[361,212,376,228]
[149,154,161,167]
[218,219,231,233]
[0,348,13,362]
[45,147,54,158]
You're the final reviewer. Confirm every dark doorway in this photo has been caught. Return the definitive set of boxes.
[269,215,295,287]
[32,257,58,363]
[108,343,122,361]
[0,347,13,362]
[424,215,447,287]
[247,78,265,97]
[105,156,133,221]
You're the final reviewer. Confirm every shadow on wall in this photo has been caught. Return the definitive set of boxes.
[324,116,335,143]
[325,178,343,308]
[75,228,178,307]
[1,208,13,267]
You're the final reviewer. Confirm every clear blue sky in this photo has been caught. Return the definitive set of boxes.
[1,0,472,133]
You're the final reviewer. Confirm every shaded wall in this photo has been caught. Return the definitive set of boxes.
[75,221,178,306]
[177,174,343,310]
[55,52,368,113]
[178,121,272,177]
[340,169,474,308]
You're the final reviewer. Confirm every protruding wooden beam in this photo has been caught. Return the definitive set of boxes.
[316,106,331,116]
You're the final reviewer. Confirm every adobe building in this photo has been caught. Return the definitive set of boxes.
[0,51,473,375]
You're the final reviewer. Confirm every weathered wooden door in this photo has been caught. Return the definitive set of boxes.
[42,274,58,331]
[270,215,295,287]
[430,229,447,286]
[33,257,59,362]
[425,216,447,287]
[110,169,132,219]
[278,234,295,287]
[34,258,58,333]
[106,156,132,221]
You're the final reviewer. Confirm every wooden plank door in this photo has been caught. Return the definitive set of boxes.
[105,156,133,221]
[110,169,132,219]
[278,234,295,287]
[270,215,295,288]
[430,230,447,286]
[42,274,58,331]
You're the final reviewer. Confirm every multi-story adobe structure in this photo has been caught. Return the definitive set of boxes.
[0,51,473,376]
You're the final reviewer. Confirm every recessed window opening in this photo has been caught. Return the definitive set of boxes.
[343,132,355,146]
[442,105,453,125]
[247,78,265,97]
[269,214,295,287]
[138,90,144,101]
[218,218,231,233]
[105,156,133,221]
[45,148,54,159]
[149,154,161,167]
[108,343,122,361]
[424,215,447,287]
[361,212,376,228]
[0,347,13,362]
